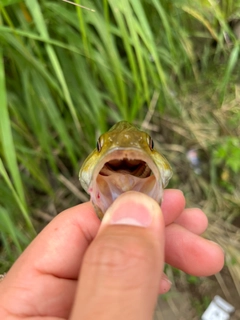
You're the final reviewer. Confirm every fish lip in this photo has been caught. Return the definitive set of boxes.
[91,147,160,184]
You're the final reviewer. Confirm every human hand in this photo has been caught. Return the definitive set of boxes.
[0,190,224,320]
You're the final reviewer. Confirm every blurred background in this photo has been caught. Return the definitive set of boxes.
[0,0,240,318]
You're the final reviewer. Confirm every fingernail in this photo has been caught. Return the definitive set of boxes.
[162,273,172,285]
[102,191,159,228]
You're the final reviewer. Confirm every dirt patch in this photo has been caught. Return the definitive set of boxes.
[154,267,240,320]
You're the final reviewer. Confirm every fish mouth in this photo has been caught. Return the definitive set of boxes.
[99,158,152,178]
[89,149,163,215]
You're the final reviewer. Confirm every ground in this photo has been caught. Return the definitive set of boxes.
[154,266,240,320]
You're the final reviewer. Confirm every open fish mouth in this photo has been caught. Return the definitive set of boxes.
[89,149,163,215]
[99,158,152,178]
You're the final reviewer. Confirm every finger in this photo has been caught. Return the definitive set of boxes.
[159,273,172,294]
[3,201,100,294]
[0,202,101,319]
[24,202,100,278]
[15,188,184,280]
[71,192,165,320]
[175,208,208,234]
[165,223,224,276]
[161,189,186,225]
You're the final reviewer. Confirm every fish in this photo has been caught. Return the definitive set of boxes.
[79,121,173,219]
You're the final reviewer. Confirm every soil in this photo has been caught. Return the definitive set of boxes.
[154,267,240,320]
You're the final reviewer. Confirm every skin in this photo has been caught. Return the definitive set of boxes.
[0,190,224,320]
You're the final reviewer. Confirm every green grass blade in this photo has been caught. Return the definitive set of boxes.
[0,25,85,54]
[0,206,23,254]
[1,0,21,6]
[25,0,81,133]
[0,43,26,206]
[219,44,239,103]
[0,159,36,235]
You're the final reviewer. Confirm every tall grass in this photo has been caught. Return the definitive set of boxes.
[0,0,240,272]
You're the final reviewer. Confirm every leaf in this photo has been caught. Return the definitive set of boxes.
[0,45,26,205]
[0,158,36,235]
[0,0,21,7]
[25,0,81,134]
[0,206,23,254]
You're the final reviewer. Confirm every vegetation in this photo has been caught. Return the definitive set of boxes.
[0,0,240,316]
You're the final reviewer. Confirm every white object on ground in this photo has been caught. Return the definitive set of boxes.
[201,295,235,320]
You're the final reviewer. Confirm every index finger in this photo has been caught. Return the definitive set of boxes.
[10,202,100,280]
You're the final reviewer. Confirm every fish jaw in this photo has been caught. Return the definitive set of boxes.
[83,148,171,216]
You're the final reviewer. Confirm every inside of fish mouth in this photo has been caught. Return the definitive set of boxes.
[99,158,152,178]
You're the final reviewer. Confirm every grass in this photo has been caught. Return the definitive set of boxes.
[0,0,240,316]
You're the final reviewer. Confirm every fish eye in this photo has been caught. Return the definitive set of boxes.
[96,137,103,152]
[148,136,154,150]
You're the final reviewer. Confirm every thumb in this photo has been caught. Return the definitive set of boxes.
[70,191,165,320]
